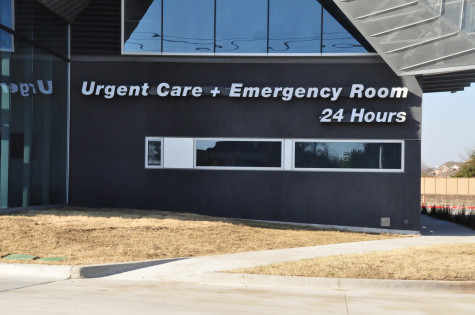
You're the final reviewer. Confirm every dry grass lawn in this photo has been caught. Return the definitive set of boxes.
[0,208,402,265]
[234,243,475,281]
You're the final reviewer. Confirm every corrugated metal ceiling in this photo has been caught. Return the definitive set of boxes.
[35,0,93,23]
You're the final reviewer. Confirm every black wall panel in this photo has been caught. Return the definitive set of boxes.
[70,59,422,230]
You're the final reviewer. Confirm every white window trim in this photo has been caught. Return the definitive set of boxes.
[292,139,405,173]
[120,0,376,57]
[145,137,164,169]
[194,138,285,171]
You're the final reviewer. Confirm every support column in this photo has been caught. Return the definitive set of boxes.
[40,58,52,205]
[0,57,10,208]
[22,95,32,207]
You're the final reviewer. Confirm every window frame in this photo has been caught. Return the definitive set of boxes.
[194,138,285,171]
[145,137,164,169]
[292,139,405,173]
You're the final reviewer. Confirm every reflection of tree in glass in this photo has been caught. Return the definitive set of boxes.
[196,141,281,167]
[340,144,368,168]
[296,142,338,168]
[296,142,401,169]
[341,144,401,169]
[148,142,161,165]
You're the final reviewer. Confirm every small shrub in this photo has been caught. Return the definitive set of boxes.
[438,207,451,221]
[421,206,428,215]
[453,208,466,225]
[424,206,475,230]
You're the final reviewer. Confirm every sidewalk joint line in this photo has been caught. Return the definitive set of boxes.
[0,280,66,293]
[344,292,349,315]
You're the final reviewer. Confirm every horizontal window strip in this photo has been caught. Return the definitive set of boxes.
[145,138,404,173]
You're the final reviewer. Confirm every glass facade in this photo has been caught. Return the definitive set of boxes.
[216,0,268,54]
[269,0,322,54]
[0,0,68,209]
[294,142,402,170]
[124,0,370,54]
[124,0,162,53]
[322,9,366,54]
[163,0,214,53]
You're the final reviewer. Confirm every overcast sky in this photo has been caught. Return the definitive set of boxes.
[422,84,475,168]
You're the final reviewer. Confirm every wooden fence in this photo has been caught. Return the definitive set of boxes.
[421,177,475,195]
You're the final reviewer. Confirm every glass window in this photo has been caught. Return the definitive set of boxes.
[0,26,12,52]
[124,0,162,53]
[216,0,268,54]
[269,0,321,54]
[322,9,367,54]
[0,0,12,28]
[0,0,12,51]
[294,141,402,170]
[163,0,214,53]
[196,139,282,168]
[146,137,163,168]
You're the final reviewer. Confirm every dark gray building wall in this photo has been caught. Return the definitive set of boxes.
[69,57,422,230]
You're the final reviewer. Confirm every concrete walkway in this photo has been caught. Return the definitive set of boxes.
[1,278,473,314]
[107,215,475,283]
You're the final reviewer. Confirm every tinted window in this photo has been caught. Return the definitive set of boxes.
[163,0,214,53]
[216,0,268,53]
[322,9,367,53]
[269,0,321,54]
[196,140,282,168]
[147,139,162,166]
[295,142,402,169]
[124,0,162,53]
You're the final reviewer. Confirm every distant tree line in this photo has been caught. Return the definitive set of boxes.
[455,151,475,177]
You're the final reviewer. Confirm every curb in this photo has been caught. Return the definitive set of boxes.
[202,272,475,293]
[0,263,72,280]
[0,258,183,279]
[235,218,420,235]
[70,258,182,279]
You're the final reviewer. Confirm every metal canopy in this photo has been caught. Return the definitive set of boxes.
[35,0,93,23]
[327,0,475,93]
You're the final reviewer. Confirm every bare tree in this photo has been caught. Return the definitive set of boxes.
[421,160,434,176]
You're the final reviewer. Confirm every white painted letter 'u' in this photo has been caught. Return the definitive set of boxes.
[82,81,95,95]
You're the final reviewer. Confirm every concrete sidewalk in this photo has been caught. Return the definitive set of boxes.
[107,215,475,283]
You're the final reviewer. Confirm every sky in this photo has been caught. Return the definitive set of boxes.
[422,84,475,168]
